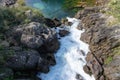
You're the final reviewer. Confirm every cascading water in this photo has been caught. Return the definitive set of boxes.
[37,17,95,80]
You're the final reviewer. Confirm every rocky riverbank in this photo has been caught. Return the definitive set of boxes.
[0,0,120,80]
[75,6,120,80]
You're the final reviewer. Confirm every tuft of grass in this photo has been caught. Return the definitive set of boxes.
[105,56,113,64]
[107,0,120,24]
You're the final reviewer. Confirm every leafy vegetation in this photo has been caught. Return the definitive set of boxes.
[0,0,43,32]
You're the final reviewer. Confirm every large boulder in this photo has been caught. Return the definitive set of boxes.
[5,22,60,53]
[21,22,59,53]
[6,50,42,71]
[6,49,56,73]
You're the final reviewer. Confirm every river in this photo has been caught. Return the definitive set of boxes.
[25,0,74,19]
[25,0,95,80]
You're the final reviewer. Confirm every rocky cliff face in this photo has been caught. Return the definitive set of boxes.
[75,7,120,80]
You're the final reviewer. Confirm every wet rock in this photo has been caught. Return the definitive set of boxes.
[80,50,85,56]
[83,65,91,75]
[76,74,83,80]
[59,30,70,37]
[44,18,61,27]
[53,18,61,27]
[86,57,103,79]
[77,23,83,30]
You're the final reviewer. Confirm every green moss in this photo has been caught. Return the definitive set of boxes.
[105,56,113,64]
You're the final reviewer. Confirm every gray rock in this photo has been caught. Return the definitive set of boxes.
[59,30,70,37]
[6,50,41,70]
[21,22,59,52]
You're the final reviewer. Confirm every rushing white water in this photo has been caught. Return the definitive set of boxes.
[38,17,95,80]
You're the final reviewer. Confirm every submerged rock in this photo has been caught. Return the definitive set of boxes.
[59,30,70,37]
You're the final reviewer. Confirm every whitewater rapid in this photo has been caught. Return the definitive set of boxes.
[38,17,95,80]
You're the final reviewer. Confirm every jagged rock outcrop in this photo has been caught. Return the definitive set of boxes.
[1,21,60,79]
[76,7,120,80]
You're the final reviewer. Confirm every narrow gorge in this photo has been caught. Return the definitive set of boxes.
[0,0,120,80]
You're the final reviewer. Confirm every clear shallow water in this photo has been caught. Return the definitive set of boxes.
[25,0,74,19]
[37,17,95,80]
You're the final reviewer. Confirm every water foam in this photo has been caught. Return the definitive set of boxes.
[38,17,95,80]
